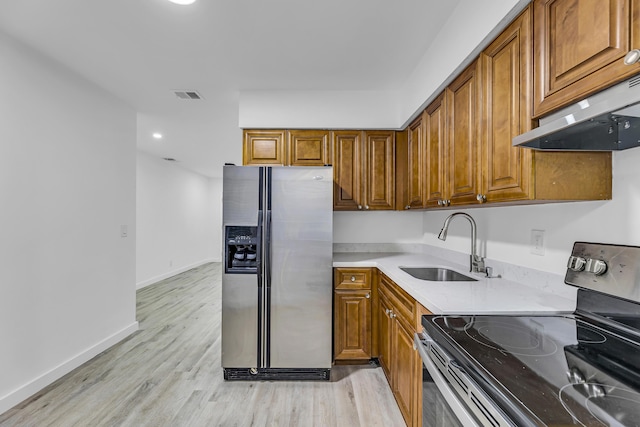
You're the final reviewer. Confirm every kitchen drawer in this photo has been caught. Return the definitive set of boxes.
[335,268,372,290]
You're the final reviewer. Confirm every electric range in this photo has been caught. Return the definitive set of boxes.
[417,242,640,426]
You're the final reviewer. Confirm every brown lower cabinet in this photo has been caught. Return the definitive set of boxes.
[334,267,427,427]
[377,271,422,427]
[334,268,374,361]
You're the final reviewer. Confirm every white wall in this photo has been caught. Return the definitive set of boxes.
[333,211,424,244]
[0,32,137,413]
[237,0,527,130]
[398,0,528,126]
[238,90,401,129]
[136,151,221,288]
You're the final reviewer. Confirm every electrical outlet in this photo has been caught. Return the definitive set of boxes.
[531,229,545,256]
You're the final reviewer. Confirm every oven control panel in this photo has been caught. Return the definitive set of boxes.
[565,242,640,303]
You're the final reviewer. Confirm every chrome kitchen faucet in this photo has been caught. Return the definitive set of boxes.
[437,212,486,275]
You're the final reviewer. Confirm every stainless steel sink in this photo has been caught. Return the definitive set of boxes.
[400,267,477,282]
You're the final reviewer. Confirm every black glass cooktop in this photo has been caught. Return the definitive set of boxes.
[423,313,640,426]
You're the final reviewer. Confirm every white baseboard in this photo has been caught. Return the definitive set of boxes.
[0,322,139,415]
[136,257,219,290]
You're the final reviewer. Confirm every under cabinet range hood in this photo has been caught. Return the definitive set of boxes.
[514,75,640,150]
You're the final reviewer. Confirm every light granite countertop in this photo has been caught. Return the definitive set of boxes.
[333,251,577,315]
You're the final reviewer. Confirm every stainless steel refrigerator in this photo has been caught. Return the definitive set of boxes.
[221,165,333,380]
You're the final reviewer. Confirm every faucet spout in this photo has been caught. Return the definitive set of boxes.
[437,212,486,274]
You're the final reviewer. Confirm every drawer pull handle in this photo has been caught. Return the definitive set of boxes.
[350,276,356,282]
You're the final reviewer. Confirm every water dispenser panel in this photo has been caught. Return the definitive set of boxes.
[225,226,258,274]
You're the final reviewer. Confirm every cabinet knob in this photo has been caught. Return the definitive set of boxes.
[624,49,640,65]
[365,292,370,299]
[385,308,391,316]
[405,205,411,210]
[437,200,443,206]
[365,205,370,210]
[350,276,356,282]
[444,200,451,207]
[476,194,487,203]
[390,313,397,319]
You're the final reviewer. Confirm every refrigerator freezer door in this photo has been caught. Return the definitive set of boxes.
[221,166,261,368]
[268,167,333,368]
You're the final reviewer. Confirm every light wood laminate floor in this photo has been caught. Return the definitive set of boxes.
[0,263,404,426]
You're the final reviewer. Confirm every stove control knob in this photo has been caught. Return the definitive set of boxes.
[585,258,608,276]
[588,383,607,399]
[567,367,586,384]
[567,256,586,272]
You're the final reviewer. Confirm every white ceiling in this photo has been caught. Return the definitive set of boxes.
[0,0,462,178]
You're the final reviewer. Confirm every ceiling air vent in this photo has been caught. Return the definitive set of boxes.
[173,90,203,100]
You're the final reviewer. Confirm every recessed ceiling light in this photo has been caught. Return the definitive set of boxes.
[167,0,196,5]
[152,133,163,139]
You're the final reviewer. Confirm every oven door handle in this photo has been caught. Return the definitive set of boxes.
[414,331,431,365]
[414,331,517,427]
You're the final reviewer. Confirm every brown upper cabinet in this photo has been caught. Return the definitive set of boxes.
[333,130,395,211]
[243,129,331,166]
[397,115,426,210]
[480,6,534,203]
[533,0,640,117]
[419,60,483,208]
[483,6,612,204]
[243,130,286,165]
[446,60,483,207]
[422,6,612,208]
[424,93,448,208]
[286,130,331,166]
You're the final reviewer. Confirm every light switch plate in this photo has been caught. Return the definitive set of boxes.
[530,229,545,255]
[121,224,128,238]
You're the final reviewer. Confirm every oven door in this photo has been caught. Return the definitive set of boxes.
[414,332,478,427]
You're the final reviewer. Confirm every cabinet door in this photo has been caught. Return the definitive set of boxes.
[332,131,363,210]
[393,317,417,427]
[533,0,640,117]
[446,61,482,206]
[424,92,447,208]
[481,6,534,203]
[243,130,286,165]
[377,293,393,381]
[334,290,372,360]
[406,115,425,209]
[287,130,331,166]
[364,131,395,210]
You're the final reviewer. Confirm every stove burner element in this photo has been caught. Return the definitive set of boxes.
[464,320,558,357]
[560,383,640,426]
[576,323,607,344]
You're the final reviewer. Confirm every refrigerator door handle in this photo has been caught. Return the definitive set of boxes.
[264,167,272,367]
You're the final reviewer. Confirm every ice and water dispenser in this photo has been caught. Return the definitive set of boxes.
[224,226,259,273]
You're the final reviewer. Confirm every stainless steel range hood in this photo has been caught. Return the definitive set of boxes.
[513,75,640,150]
